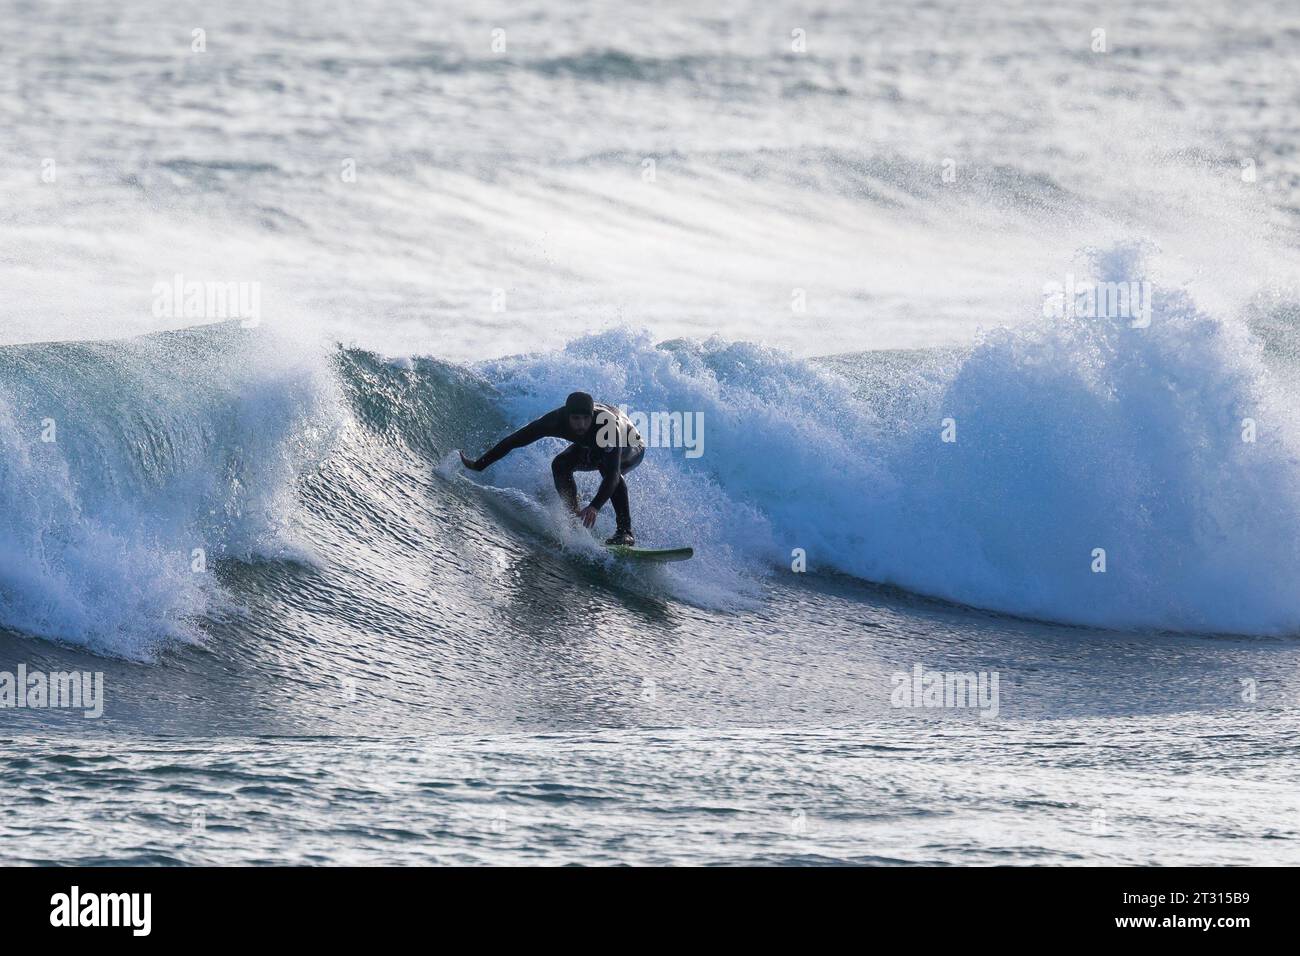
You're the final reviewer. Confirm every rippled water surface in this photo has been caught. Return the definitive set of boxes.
[3,0,1300,864]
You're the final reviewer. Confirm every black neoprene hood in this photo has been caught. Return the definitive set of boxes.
[565,391,595,416]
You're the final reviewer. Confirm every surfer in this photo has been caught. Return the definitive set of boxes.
[459,391,645,546]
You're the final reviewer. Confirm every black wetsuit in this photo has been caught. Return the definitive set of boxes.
[475,403,645,532]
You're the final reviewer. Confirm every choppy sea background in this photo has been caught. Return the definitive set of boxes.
[2,0,1300,864]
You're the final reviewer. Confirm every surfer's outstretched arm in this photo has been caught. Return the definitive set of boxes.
[461,410,562,471]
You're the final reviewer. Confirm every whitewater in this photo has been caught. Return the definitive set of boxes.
[2,0,1300,864]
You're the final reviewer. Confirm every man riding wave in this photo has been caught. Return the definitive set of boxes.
[459,391,645,546]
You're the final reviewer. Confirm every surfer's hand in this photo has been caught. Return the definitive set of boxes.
[459,451,484,472]
[578,505,598,528]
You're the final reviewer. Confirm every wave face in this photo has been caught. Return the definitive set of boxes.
[3,247,1300,666]
[0,325,339,658]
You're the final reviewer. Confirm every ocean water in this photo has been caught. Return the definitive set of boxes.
[2,0,1300,865]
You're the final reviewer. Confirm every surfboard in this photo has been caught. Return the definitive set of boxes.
[605,544,694,562]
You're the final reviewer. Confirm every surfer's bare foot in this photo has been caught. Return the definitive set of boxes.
[605,529,635,547]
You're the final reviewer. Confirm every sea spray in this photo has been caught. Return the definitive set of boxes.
[477,249,1300,633]
[0,324,341,657]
